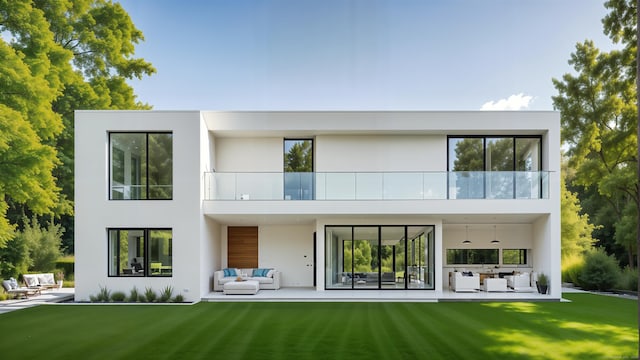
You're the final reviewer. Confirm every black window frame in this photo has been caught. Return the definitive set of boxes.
[502,249,529,265]
[325,225,435,290]
[109,131,173,200]
[107,228,173,278]
[446,135,543,199]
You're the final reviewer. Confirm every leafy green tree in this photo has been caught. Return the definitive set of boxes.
[561,171,597,258]
[552,27,637,267]
[0,0,155,252]
[0,4,66,247]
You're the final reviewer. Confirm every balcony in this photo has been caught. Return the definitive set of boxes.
[204,171,550,201]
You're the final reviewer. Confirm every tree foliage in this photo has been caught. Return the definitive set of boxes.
[561,170,597,258]
[0,0,155,250]
[552,0,638,267]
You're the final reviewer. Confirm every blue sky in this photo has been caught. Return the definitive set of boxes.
[120,0,616,111]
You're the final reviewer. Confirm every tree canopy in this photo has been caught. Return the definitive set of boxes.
[552,0,638,267]
[0,0,155,250]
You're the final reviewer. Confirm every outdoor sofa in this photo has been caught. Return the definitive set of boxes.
[213,268,281,291]
[23,273,59,290]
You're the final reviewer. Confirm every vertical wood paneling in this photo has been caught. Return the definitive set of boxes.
[228,226,258,268]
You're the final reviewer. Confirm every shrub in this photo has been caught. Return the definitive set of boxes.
[578,248,620,291]
[144,287,157,302]
[172,294,185,303]
[55,255,74,280]
[94,286,111,302]
[616,266,638,291]
[111,291,126,302]
[21,217,63,272]
[561,253,584,284]
[159,286,173,302]
[128,287,140,302]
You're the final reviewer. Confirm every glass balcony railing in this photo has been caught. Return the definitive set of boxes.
[203,171,550,201]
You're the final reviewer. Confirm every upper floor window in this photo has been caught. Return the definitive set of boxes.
[110,132,173,200]
[447,136,541,199]
[284,139,313,200]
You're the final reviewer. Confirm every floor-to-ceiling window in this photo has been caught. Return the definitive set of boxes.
[448,136,541,199]
[284,139,313,200]
[325,225,435,290]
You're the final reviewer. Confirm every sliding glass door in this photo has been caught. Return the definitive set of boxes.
[325,225,435,290]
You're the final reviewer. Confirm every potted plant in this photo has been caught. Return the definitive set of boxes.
[536,273,549,294]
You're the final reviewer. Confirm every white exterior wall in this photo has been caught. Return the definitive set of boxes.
[75,111,204,302]
[315,135,446,172]
[259,225,315,287]
[215,137,282,172]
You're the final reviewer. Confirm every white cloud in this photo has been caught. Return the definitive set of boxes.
[480,93,534,110]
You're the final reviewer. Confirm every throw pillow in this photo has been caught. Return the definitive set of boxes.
[252,268,270,277]
[223,268,237,277]
[266,269,275,278]
[9,277,18,289]
[2,280,12,291]
[25,276,38,287]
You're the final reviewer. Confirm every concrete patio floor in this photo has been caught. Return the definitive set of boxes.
[203,287,558,302]
[0,288,74,315]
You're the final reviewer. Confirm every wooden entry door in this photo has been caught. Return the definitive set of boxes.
[228,227,258,268]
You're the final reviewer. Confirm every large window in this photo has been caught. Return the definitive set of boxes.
[110,132,173,200]
[448,136,541,199]
[284,139,314,200]
[446,249,499,265]
[108,229,172,277]
[325,225,434,290]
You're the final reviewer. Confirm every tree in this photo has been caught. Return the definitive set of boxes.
[0,4,67,247]
[552,0,639,353]
[552,40,638,267]
[561,170,597,258]
[0,0,155,251]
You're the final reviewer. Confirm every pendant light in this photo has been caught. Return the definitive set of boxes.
[491,225,500,244]
[462,225,471,244]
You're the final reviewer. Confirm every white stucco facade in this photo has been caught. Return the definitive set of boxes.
[75,110,561,302]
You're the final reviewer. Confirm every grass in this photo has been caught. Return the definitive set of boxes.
[0,293,636,359]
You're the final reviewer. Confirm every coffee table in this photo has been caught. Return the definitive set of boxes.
[223,280,259,295]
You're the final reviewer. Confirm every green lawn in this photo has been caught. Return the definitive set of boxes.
[0,293,636,359]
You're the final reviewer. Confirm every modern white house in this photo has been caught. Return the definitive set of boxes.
[74,110,561,302]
